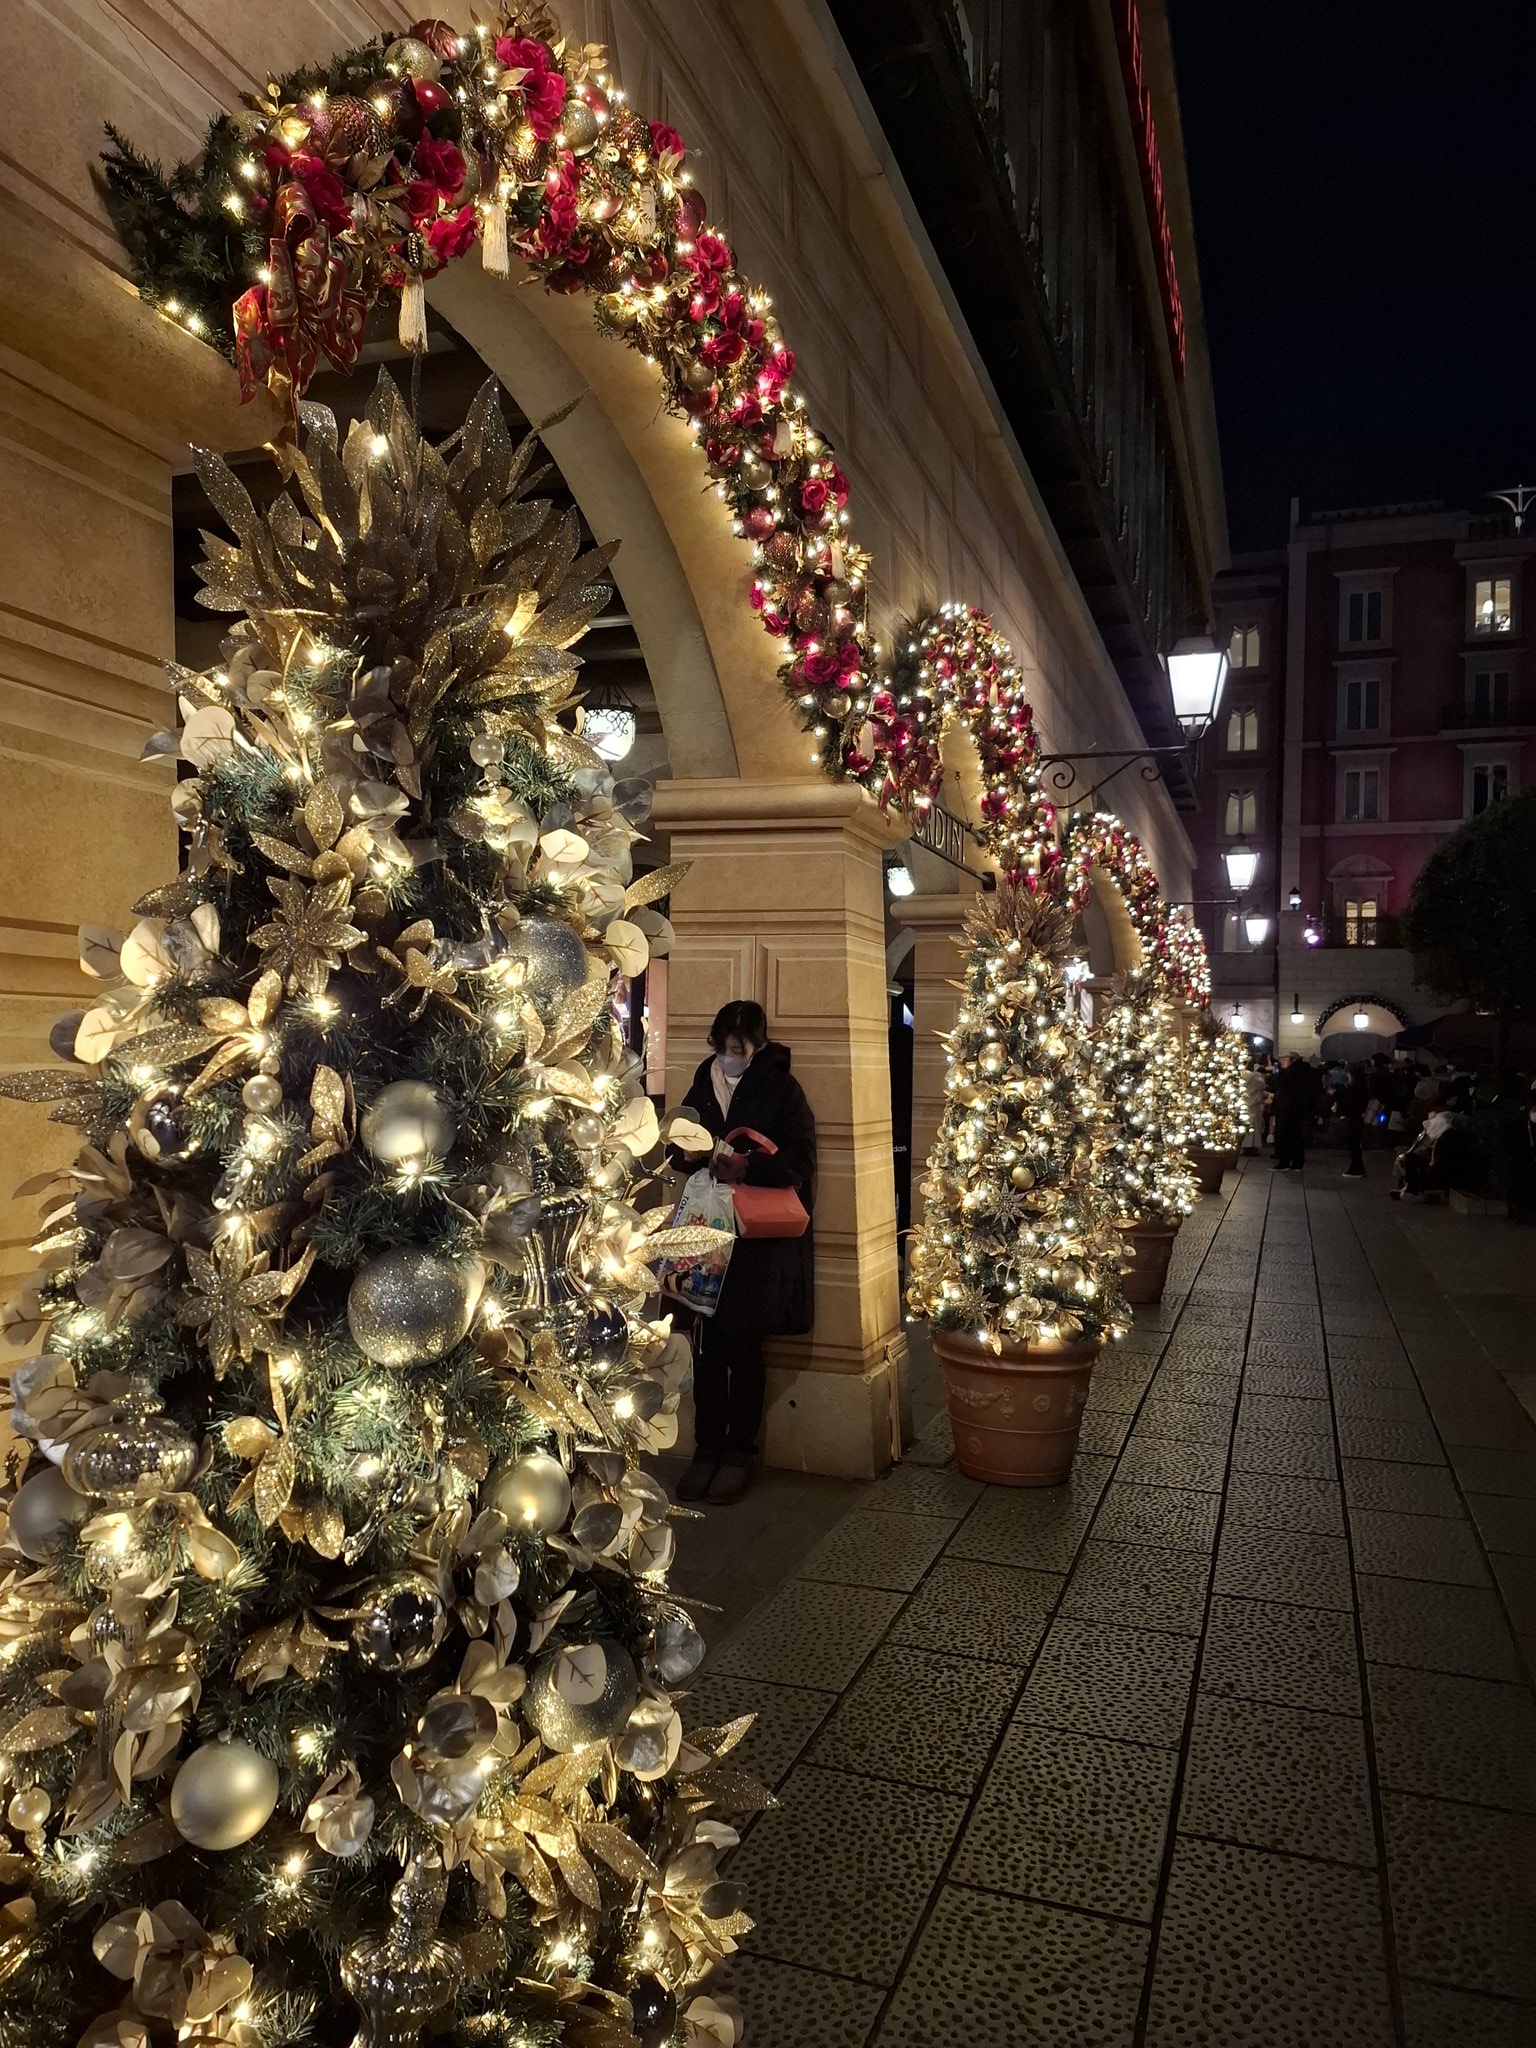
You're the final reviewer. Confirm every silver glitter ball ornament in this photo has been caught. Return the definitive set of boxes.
[63,1382,197,1502]
[483,1450,571,1534]
[523,1638,639,1751]
[507,917,589,1003]
[128,1084,197,1164]
[360,1080,457,1167]
[680,355,716,394]
[7,1466,89,1562]
[347,1250,478,1368]
[170,1738,279,1850]
[351,1571,447,1674]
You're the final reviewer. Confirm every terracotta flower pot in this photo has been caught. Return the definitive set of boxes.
[1119,1216,1180,1305]
[1191,1146,1226,1194]
[932,1327,1104,1487]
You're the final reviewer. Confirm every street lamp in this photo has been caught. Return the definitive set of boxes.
[1166,635,1230,738]
[1288,886,1303,910]
[1352,1005,1371,1032]
[885,860,916,899]
[1223,839,1259,893]
[1244,910,1271,947]
[1289,994,1305,1025]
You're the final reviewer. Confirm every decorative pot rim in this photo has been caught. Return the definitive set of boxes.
[931,1326,1104,1370]
[1117,1216,1182,1241]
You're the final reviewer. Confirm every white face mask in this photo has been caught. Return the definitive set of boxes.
[715,1051,751,1078]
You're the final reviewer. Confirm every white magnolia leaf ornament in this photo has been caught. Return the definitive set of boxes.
[119,921,176,990]
[179,703,241,769]
[604,919,649,978]
[606,1097,660,1158]
[78,926,126,980]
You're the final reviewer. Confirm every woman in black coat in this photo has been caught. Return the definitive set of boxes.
[671,1000,815,1505]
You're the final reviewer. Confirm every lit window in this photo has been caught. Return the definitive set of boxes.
[1227,625,1261,670]
[1343,768,1380,821]
[1343,675,1381,732]
[1471,762,1510,815]
[1344,589,1383,645]
[1226,707,1259,752]
[1344,897,1379,946]
[1470,670,1510,723]
[1472,575,1513,635]
[1224,788,1257,835]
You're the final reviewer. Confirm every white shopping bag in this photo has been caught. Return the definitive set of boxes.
[656,1167,737,1317]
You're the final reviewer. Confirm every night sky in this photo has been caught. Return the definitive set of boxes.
[1168,1,1536,553]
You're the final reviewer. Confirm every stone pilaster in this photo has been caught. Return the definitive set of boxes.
[653,777,906,1478]
[893,887,980,1228]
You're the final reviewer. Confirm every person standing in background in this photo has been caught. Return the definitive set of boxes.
[1272,1053,1311,1173]
[669,1001,816,1506]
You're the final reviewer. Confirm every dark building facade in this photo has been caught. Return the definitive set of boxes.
[1190,497,1536,1054]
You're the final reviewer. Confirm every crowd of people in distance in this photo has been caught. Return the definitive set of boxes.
[1240,1048,1536,1223]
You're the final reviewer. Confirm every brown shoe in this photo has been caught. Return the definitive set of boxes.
[706,1455,753,1506]
[675,1454,719,1503]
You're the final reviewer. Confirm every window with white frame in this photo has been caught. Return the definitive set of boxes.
[1342,673,1381,733]
[1342,766,1380,821]
[1343,587,1383,646]
[1343,897,1379,946]
[1471,761,1510,815]
[1227,625,1261,670]
[1226,706,1259,752]
[1224,787,1257,835]
[1469,669,1511,722]
[1472,574,1513,636]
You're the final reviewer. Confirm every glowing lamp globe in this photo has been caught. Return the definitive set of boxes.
[885,861,916,899]
[1352,1006,1371,1032]
[1166,634,1229,738]
[1223,840,1259,893]
[1243,911,1270,947]
[583,703,637,762]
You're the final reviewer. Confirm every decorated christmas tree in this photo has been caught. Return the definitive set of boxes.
[0,380,750,2048]
[1177,1006,1247,1155]
[907,880,1126,1350]
[1091,970,1196,1228]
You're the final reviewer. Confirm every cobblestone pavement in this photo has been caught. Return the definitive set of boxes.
[682,1159,1536,2047]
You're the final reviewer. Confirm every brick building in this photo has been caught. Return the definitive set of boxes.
[1191,498,1536,1055]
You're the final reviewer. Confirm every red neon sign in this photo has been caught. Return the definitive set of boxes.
[1116,0,1187,377]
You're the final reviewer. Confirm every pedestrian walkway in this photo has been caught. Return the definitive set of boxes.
[683,1159,1536,2047]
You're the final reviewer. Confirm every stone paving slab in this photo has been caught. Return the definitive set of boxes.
[690,1163,1536,2044]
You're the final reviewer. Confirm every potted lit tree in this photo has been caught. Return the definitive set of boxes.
[1094,969,1196,1302]
[908,882,1127,1485]
[1180,1006,1245,1191]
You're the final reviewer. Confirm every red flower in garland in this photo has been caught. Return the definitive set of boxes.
[649,121,686,166]
[414,135,465,197]
[276,151,352,234]
[424,205,477,266]
[686,230,733,317]
[496,36,568,141]
[797,463,849,522]
[799,642,862,690]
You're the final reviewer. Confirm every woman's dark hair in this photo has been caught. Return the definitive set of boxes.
[709,1000,769,1051]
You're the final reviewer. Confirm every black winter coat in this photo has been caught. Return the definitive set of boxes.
[677,1041,816,1337]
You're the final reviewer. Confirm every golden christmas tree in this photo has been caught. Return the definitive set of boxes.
[0,379,748,2048]
[1091,970,1197,1228]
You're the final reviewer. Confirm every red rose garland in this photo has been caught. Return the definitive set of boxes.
[1065,812,1211,1007]
[108,7,1183,895]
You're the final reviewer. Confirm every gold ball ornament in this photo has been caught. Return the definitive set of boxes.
[738,451,772,491]
[483,1450,571,1534]
[242,1073,283,1114]
[8,1787,50,1832]
[171,1738,280,1850]
[351,1571,447,1673]
[680,355,716,393]
[360,1079,457,1166]
[7,1467,88,1562]
[523,1638,639,1752]
[347,1250,479,1368]
[561,97,601,152]
[1010,1164,1036,1189]
[384,35,441,79]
